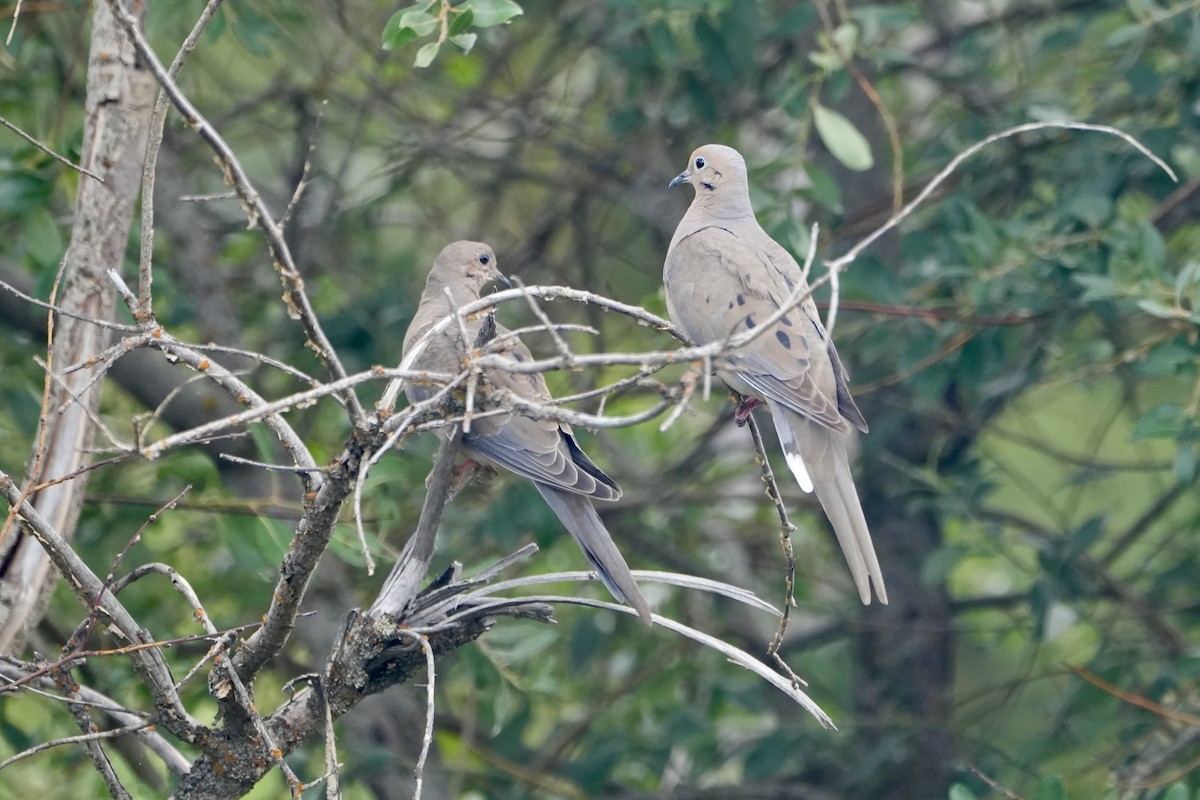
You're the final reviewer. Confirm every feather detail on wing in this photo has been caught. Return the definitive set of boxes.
[666,225,850,432]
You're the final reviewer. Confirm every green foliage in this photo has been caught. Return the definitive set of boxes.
[3,0,1200,798]
[812,101,874,171]
[382,0,523,65]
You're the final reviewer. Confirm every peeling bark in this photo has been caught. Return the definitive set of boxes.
[0,0,157,654]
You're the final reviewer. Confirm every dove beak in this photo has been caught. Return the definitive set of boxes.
[668,170,690,189]
[490,270,512,290]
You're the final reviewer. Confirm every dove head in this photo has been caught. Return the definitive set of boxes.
[427,240,509,303]
[668,144,754,217]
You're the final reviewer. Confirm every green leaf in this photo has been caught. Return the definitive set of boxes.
[22,206,63,268]
[1135,217,1166,271]
[1131,404,1184,440]
[1073,273,1121,301]
[450,33,478,54]
[1174,259,1200,306]
[921,544,966,586]
[448,8,474,36]
[1162,782,1190,800]
[647,20,677,64]
[468,0,523,28]
[398,8,439,36]
[204,6,227,42]
[809,48,840,71]
[742,732,800,780]
[1106,24,1144,48]
[830,22,858,58]
[414,41,441,68]
[802,162,841,211]
[1174,443,1197,484]
[1136,299,1181,320]
[1066,517,1105,558]
[382,25,419,51]
[812,102,874,171]
[948,783,978,800]
[230,5,278,57]
[1034,775,1066,800]
[1063,193,1113,228]
[382,3,438,50]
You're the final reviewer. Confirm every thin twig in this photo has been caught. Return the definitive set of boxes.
[0,278,139,332]
[100,485,192,605]
[281,98,327,232]
[827,121,1177,274]
[745,412,803,684]
[0,662,191,775]
[219,453,327,473]
[102,0,365,425]
[0,115,104,180]
[135,0,226,320]
[39,356,134,449]
[4,0,22,45]
[511,276,574,364]
[411,633,437,800]
[317,677,342,799]
[0,472,203,737]
[0,723,150,771]
[968,764,1025,800]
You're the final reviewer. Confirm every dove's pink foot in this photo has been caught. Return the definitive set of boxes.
[733,397,761,426]
[438,458,497,500]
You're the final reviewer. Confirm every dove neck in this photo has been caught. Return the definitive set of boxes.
[425,273,481,312]
[688,185,754,221]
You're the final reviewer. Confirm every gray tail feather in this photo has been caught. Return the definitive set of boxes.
[774,404,887,605]
[536,485,653,624]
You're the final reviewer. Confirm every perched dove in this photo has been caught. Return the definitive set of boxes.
[663,145,887,605]
[403,241,653,624]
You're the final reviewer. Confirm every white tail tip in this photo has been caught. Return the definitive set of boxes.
[784,451,815,493]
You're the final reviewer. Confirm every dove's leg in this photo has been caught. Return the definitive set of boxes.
[733,396,762,426]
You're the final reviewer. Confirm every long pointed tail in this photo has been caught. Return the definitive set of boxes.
[770,403,887,604]
[536,485,653,624]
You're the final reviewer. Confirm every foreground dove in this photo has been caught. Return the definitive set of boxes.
[663,145,887,604]
[403,241,653,624]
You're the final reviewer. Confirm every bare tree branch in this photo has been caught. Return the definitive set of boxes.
[102,0,366,426]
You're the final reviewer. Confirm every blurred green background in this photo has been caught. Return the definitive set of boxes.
[1,0,1199,797]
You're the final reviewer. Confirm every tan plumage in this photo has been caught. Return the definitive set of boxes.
[403,241,652,623]
[664,145,887,604]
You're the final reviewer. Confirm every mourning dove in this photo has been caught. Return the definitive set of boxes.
[664,145,887,605]
[403,241,653,624]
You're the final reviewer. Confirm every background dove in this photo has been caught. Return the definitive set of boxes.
[663,145,887,605]
[403,241,653,624]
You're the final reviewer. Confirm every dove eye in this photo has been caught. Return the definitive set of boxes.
[694,156,706,169]
[478,254,490,265]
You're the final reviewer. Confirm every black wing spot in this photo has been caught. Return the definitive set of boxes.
[781,315,793,326]
[728,301,734,310]
[776,331,791,350]
[745,315,756,329]
[736,294,746,306]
